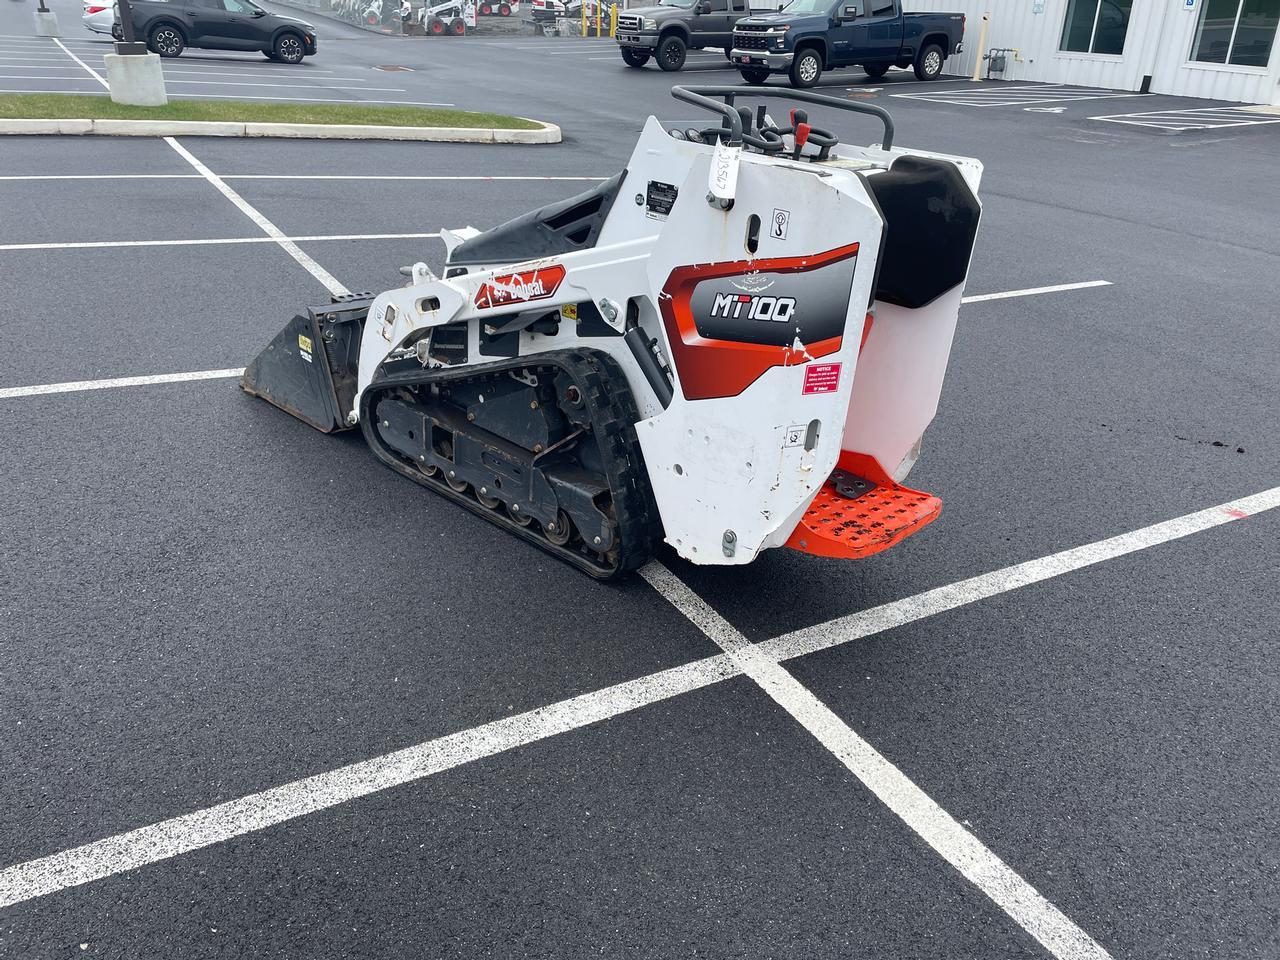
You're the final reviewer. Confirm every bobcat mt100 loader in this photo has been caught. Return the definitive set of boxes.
[242,86,982,579]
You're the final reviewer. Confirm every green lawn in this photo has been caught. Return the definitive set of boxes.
[0,93,542,129]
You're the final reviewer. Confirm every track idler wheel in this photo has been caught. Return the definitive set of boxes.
[543,510,572,546]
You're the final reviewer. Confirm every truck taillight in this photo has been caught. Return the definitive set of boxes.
[86,5,107,10]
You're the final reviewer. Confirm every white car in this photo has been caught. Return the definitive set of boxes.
[81,1,116,35]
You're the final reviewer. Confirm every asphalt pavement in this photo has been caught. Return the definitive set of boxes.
[0,6,1278,960]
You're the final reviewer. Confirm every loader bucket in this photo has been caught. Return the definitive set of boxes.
[241,294,373,433]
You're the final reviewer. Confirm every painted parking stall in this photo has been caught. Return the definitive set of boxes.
[1,1,1279,956]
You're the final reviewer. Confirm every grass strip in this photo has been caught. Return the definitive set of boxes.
[0,93,542,129]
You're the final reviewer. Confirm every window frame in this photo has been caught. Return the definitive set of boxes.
[1058,0,1130,55]
[1190,0,1280,67]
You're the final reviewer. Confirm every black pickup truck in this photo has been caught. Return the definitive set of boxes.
[731,0,963,87]
[614,0,754,72]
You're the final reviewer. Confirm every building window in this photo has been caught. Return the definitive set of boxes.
[1191,0,1280,66]
[1060,0,1132,55]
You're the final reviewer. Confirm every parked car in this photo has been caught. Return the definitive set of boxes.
[614,0,755,71]
[116,0,319,62]
[731,0,963,87]
[82,1,116,34]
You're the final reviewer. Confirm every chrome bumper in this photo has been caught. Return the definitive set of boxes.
[615,32,659,49]
[729,47,793,69]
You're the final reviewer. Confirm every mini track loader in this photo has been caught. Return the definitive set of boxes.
[242,86,983,579]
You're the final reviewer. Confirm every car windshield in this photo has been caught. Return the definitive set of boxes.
[779,0,832,12]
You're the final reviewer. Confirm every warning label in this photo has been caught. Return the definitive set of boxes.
[801,362,841,395]
[646,180,678,220]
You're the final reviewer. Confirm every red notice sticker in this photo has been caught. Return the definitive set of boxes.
[801,362,842,395]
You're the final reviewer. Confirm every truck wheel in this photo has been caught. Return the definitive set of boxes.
[656,34,687,71]
[789,47,822,88]
[723,45,732,59]
[426,15,445,33]
[738,67,769,85]
[147,24,185,58]
[621,47,650,67]
[913,42,944,80]
[499,1,511,12]
[863,63,888,78]
[449,16,466,34]
[479,1,491,12]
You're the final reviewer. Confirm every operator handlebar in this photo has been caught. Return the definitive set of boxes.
[670,85,895,152]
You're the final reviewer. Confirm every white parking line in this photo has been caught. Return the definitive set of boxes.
[0,369,246,400]
[961,279,1111,303]
[1,483,1276,911]
[0,280,1109,398]
[0,232,441,252]
[0,175,605,182]
[52,37,109,89]
[642,562,1111,960]
[0,174,205,181]
[0,76,404,90]
[165,137,350,296]
[893,84,1148,108]
[1090,106,1280,132]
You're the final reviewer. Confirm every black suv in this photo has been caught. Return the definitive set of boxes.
[115,0,318,62]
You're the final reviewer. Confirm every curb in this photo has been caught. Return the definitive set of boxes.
[0,117,561,143]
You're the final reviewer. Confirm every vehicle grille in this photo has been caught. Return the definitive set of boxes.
[733,33,769,50]
[617,14,641,29]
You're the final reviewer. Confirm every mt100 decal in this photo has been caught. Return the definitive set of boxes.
[710,293,797,324]
[659,243,859,401]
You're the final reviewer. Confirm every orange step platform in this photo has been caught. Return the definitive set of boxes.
[785,454,941,560]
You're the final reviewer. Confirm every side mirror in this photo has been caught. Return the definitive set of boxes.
[251,7,265,13]
[840,4,858,17]
[695,1,709,12]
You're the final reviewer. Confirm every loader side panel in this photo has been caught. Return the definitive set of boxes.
[842,155,981,479]
[657,243,860,401]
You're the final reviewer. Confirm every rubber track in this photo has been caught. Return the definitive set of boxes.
[361,348,662,581]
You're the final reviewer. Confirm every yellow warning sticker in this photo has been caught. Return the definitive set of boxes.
[561,303,578,321]
[298,334,313,353]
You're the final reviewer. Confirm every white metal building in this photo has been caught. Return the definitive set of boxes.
[906,0,1280,103]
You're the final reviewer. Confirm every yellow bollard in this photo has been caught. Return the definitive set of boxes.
[610,3,617,37]
[581,1,586,37]
[970,13,990,81]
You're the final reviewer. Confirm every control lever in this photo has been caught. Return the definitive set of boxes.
[789,108,812,160]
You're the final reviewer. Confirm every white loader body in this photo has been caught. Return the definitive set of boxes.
[243,87,983,575]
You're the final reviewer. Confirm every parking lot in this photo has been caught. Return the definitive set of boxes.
[2,0,1279,956]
